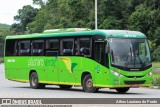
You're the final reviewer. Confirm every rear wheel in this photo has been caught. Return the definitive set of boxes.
[29,72,45,89]
[82,74,99,93]
[59,85,72,89]
[115,87,130,93]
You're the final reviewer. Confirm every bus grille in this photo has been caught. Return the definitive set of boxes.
[125,76,144,78]
[124,80,146,85]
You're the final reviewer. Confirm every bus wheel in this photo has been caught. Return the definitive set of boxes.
[59,85,72,89]
[29,72,45,89]
[82,74,99,93]
[115,87,130,93]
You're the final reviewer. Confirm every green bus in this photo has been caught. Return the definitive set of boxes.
[4,28,152,93]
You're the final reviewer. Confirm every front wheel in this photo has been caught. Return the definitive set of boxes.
[82,74,99,93]
[115,87,130,93]
[29,72,45,89]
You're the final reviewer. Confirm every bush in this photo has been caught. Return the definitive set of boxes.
[0,58,3,63]
[151,68,160,87]
[151,77,160,86]
[151,47,160,62]
[158,78,160,87]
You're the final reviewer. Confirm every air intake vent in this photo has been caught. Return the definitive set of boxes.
[124,80,146,85]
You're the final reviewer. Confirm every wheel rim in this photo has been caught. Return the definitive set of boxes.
[86,78,93,89]
[31,75,37,87]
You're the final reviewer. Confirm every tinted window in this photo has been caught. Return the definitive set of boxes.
[46,39,59,56]
[5,40,15,56]
[61,39,74,55]
[19,40,30,56]
[79,38,91,56]
[32,40,44,56]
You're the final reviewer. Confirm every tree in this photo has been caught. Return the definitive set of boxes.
[97,0,130,29]
[0,24,11,57]
[27,9,46,33]
[99,16,122,29]
[28,0,95,33]
[33,0,46,8]
[128,5,151,34]
[11,5,38,34]
[10,23,24,35]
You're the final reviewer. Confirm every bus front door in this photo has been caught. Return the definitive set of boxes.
[94,41,108,87]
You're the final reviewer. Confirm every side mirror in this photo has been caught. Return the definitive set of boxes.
[105,45,109,53]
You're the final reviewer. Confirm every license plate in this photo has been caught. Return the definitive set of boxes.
[131,84,139,88]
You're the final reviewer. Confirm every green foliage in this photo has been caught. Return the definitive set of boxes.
[0,23,9,58]
[10,23,24,35]
[0,24,10,30]
[151,46,160,61]
[28,0,95,32]
[129,5,151,33]
[99,16,122,29]
[0,58,4,63]
[11,5,38,34]
[151,63,160,87]
[151,62,160,87]
[0,23,11,37]
[151,70,160,87]
[27,9,46,33]
[33,0,45,8]
[152,62,160,68]
[152,77,160,87]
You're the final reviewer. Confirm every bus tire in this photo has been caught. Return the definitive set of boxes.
[59,85,72,89]
[115,87,130,93]
[82,74,99,93]
[29,72,45,89]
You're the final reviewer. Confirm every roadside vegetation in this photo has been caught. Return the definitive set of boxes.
[0,24,10,60]
[0,58,3,64]
[152,62,160,87]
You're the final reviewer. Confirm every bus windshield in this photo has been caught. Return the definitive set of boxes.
[109,38,151,69]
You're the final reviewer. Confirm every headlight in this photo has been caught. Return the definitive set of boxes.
[111,70,122,77]
[146,72,152,76]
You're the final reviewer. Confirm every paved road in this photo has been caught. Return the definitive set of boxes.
[0,63,160,98]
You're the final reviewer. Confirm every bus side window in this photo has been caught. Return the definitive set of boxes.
[32,40,44,56]
[61,39,74,55]
[19,40,30,56]
[79,38,91,57]
[46,39,59,56]
[5,40,15,56]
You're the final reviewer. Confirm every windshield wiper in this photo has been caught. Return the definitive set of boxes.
[111,49,115,64]
[135,53,146,67]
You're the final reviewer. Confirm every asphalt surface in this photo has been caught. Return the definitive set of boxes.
[0,63,160,98]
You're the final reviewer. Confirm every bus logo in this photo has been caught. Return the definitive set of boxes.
[60,57,77,73]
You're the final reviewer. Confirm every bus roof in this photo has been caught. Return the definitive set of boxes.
[6,29,146,40]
